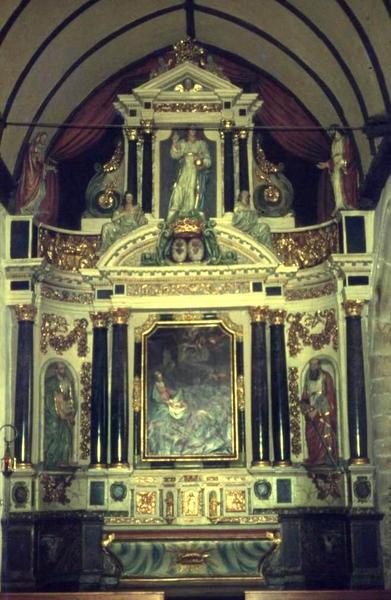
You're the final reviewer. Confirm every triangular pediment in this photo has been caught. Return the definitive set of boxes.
[132,61,241,99]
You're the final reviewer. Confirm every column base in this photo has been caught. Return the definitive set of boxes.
[350,457,370,465]
[252,460,271,468]
[274,460,292,467]
[109,462,130,469]
[89,463,107,469]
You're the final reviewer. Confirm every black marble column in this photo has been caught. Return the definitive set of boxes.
[343,300,369,464]
[126,128,138,202]
[14,305,36,466]
[110,309,130,467]
[141,121,153,214]
[269,310,291,465]
[222,120,235,213]
[90,313,110,468]
[250,307,270,466]
[238,129,249,192]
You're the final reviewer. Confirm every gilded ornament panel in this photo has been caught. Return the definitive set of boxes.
[80,362,92,460]
[136,491,157,515]
[127,281,249,296]
[40,314,88,356]
[225,489,246,513]
[286,309,338,357]
[41,285,94,304]
[288,367,302,456]
[38,228,100,271]
[272,222,338,268]
[285,281,337,301]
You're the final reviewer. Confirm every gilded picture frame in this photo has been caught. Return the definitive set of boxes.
[141,319,238,462]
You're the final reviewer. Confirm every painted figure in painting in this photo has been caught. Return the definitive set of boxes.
[317,126,358,214]
[146,325,234,459]
[300,358,338,466]
[100,191,147,252]
[232,190,272,248]
[44,362,76,468]
[167,128,211,219]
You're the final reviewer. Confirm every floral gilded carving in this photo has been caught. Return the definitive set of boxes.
[40,314,88,356]
[288,367,302,456]
[80,362,92,459]
[39,228,100,271]
[286,281,337,301]
[272,222,338,269]
[286,309,338,357]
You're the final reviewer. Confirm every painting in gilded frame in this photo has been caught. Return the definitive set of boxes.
[142,320,238,462]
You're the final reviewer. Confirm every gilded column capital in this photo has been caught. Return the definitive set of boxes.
[14,304,37,322]
[249,306,269,323]
[112,308,130,325]
[269,309,287,325]
[238,128,248,140]
[140,120,153,134]
[125,127,138,141]
[342,300,364,317]
[221,119,234,131]
[90,312,110,328]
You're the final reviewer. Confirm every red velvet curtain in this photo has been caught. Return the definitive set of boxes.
[16,53,335,225]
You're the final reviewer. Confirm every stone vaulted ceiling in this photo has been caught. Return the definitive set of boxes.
[0,0,390,180]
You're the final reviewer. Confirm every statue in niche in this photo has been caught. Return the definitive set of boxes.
[209,491,219,519]
[44,362,76,469]
[100,191,147,253]
[15,131,57,221]
[316,125,358,215]
[167,127,212,219]
[300,358,338,467]
[232,190,273,248]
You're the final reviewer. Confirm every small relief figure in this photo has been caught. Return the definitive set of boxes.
[100,191,147,253]
[232,190,273,248]
[165,491,174,521]
[317,126,358,215]
[208,491,219,519]
[15,132,57,221]
[300,358,338,467]
[44,362,76,469]
[168,128,212,219]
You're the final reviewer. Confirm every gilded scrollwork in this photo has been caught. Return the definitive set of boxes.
[40,473,75,504]
[134,314,159,342]
[272,222,338,269]
[225,489,246,512]
[286,281,337,301]
[155,102,222,113]
[286,309,338,357]
[41,285,94,304]
[217,313,243,338]
[40,313,88,356]
[127,281,249,296]
[39,228,100,272]
[80,362,92,459]
[288,367,301,456]
[133,375,141,413]
[237,375,245,411]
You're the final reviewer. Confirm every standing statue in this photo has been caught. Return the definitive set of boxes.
[300,358,338,467]
[100,191,147,253]
[15,132,56,218]
[44,362,76,468]
[232,190,273,248]
[168,128,211,219]
[317,126,358,215]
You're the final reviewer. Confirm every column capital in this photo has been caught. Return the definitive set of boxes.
[269,309,287,325]
[140,119,153,134]
[238,128,248,140]
[342,300,364,317]
[112,308,130,325]
[90,312,110,328]
[125,127,138,141]
[221,119,235,131]
[14,304,37,322]
[249,306,269,322]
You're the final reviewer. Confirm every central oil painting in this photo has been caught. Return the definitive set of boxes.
[142,320,238,462]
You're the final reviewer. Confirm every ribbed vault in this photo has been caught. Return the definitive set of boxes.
[0,0,389,186]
